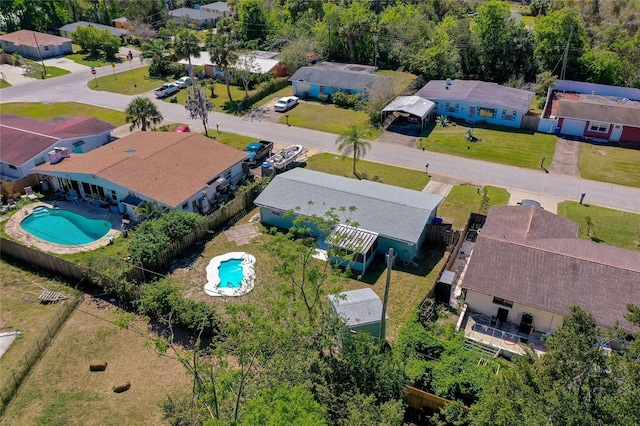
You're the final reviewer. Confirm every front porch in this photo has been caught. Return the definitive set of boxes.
[460,311,548,356]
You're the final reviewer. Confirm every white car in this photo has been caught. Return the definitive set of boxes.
[274,96,299,112]
[175,76,193,89]
[154,83,179,98]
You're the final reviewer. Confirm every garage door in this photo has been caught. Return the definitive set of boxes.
[560,119,585,137]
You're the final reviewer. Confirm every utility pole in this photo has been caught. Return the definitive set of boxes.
[32,31,47,79]
[560,25,574,81]
[379,248,393,352]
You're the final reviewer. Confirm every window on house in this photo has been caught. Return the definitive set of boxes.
[34,156,46,166]
[319,85,325,93]
[502,110,516,121]
[445,102,459,113]
[492,297,514,308]
[182,202,188,210]
[271,209,280,216]
[589,121,608,132]
[478,108,496,118]
[469,107,475,118]
[9,164,17,170]
[111,190,117,201]
[224,170,231,180]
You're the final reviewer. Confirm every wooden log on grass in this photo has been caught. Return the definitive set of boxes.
[112,381,131,393]
[89,361,108,371]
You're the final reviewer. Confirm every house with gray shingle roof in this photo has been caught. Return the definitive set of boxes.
[58,21,129,38]
[168,7,219,27]
[328,288,387,338]
[459,205,640,340]
[415,79,534,128]
[253,168,444,266]
[288,62,388,100]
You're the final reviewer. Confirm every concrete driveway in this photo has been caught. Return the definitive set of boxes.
[42,57,89,73]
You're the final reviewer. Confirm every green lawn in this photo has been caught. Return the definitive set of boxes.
[420,122,557,170]
[204,131,256,151]
[0,79,11,89]
[0,102,126,126]
[521,15,537,28]
[305,152,429,191]
[438,184,510,229]
[253,85,294,109]
[579,144,640,188]
[25,65,70,80]
[66,47,123,68]
[89,65,168,95]
[279,102,383,139]
[163,82,257,110]
[557,201,640,251]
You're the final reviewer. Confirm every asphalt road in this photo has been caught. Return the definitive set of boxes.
[2,66,639,214]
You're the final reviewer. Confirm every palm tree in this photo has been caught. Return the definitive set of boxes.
[125,97,163,131]
[335,125,371,178]
[206,32,237,101]
[141,38,171,74]
[173,29,200,77]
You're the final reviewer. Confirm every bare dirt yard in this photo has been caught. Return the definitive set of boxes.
[1,295,189,425]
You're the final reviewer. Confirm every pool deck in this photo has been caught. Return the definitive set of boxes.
[4,201,122,254]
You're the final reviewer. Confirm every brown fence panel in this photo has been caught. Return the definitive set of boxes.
[405,386,470,413]
[1,174,41,199]
[520,115,540,131]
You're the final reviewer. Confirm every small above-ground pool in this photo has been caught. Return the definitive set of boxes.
[20,207,112,246]
[204,252,256,297]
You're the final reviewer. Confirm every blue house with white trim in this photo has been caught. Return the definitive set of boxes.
[288,62,385,100]
[253,169,444,267]
[415,80,534,128]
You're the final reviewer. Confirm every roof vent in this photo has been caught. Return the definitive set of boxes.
[445,78,452,90]
[124,148,136,153]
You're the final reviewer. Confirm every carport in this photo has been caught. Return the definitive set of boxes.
[381,96,436,132]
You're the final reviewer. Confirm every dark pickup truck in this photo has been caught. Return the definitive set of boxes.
[243,140,273,166]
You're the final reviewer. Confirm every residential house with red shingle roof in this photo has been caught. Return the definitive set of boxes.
[34,132,249,217]
[0,30,73,59]
[456,205,640,353]
[0,115,115,180]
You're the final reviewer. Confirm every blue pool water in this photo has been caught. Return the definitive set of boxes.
[218,259,243,288]
[21,207,112,246]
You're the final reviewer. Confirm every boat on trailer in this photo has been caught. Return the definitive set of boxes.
[266,144,304,171]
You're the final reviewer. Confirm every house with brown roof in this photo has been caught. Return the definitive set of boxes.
[456,205,640,353]
[34,132,249,216]
[543,80,640,145]
[0,30,72,60]
[0,115,115,180]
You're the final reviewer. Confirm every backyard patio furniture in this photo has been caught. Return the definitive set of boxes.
[24,186,38,200]
[7,199,17,209]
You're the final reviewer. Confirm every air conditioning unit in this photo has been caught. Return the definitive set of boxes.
[48,147,70,164]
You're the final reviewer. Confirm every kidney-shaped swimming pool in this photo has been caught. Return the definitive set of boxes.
[21,207,112,246]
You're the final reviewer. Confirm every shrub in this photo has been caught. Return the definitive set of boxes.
[333,92,362,109]
[319,93,331,104]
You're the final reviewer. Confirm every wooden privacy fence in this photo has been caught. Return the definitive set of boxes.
[0,294,84,415]
[520,115,541,131]
[1,174,41,200]
[405,386,470,413]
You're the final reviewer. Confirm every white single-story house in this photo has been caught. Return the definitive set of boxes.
[0,30,73,59]
[58,21,129,38]
[543,80,640,145]
[179,50,286,78]
[458,206,640,350]
[328,288,388,338]
[168,7,219,27]
[0,115,115,180]
[415,79,535,128]
[34,132,248,217]
[253,168,444,269]
[288,62,386,100]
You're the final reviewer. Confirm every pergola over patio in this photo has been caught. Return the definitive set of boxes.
[381,96,436,131]
[326,224,379,273]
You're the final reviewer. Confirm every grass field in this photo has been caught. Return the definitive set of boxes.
[277,103,383,138]
[66,47,123,68]
[579,144,640,188]
[0,79,12,89]
[0,102,126,126]
[163,82,256,110]
[1,297,189,425]
[25,65,70,80]
[438,184,511,229]
[421,122,557,169]
[305,152,429,191]
[0,259,78,379]
[557,201,640,251]
[90,65,167,95]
